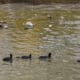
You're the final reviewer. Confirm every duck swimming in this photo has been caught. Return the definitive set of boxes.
[16,54,32,60]
[39,52,52,60]
[3,54,13,63]
[23,22,33,29]
[77,59,80,63]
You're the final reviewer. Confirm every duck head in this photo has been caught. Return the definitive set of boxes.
[48,52,52,58]
[29,54,32,59]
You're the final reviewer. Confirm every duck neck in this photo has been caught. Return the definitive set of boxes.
[10,54,13,63]
[29,54,31,59]
[10,54,12,59]
[48,53,51,58]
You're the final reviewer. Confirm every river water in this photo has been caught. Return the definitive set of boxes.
[0,3,80,80]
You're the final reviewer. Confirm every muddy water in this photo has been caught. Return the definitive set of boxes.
[0,3,80,80]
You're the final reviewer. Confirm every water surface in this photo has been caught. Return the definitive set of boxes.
[0,3,80,80]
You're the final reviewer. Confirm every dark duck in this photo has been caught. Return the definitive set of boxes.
[3,54,13,63]
[77,59,80,63]
[39,52,52,60]
[16,54,32,60]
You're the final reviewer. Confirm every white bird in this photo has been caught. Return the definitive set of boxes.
[24,22,33,29]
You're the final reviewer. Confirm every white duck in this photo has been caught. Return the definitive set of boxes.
[23,22,33,29]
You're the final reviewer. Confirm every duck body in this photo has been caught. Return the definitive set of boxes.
[0,24,3,28]
[16,54,32,60]
[39,56,49,60]
[21,55,31,59]
[77,59,80,63]
[3,54,13,63]
[39,53,52,60]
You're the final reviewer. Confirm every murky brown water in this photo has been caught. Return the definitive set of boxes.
[0,3,80,80]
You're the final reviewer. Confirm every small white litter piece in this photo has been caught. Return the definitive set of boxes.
[0,21,8,29]
[49,24,52,27]
[43,28,52,32]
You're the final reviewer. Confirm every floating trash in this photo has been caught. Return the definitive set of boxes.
[49,24,52,27]
[43,28,52,32]
[47,14,52,20]
[0,21,8,29]
[40,33,43,35]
